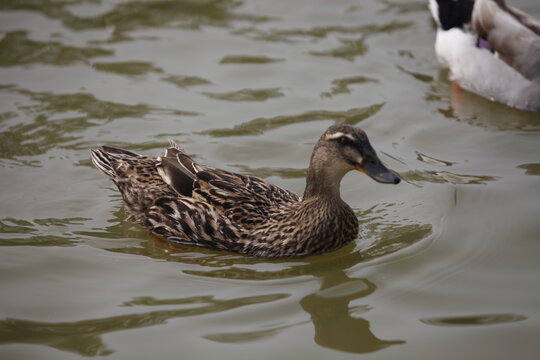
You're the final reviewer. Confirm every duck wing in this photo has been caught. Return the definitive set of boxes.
[194,167,301,229]
[93,141,303,253]
[143,166,302,255]
[144,195,250,253]
[473,0,540,81]
[155,140,197,197]
[157,141,301,230]
[498,0,540,35]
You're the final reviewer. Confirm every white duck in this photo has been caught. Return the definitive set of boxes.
[429,0,540,112]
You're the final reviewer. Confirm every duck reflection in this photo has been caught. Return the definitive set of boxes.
[102,207,421,354]
[198,262,405,353]
[300,271,404,353]
[428,70,540,131]
[2,207,424,356]
[0,244,415,357]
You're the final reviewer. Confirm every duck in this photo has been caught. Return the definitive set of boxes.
[428,0,540,112]
[91,125,400,258]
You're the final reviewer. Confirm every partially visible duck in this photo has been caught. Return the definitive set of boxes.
[91,125,400,258]
[429,0,540,112]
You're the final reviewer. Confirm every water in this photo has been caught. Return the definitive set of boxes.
[1,0,539,359]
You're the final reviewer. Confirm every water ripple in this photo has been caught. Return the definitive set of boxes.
[92,61,164,76]
[161,74,212,88]
[0,31,113,67]
[379,0,427,14]
[0,88,198,161]
[420,313,527,327]
[321,76,379,98]
[202,103,385,137]
[0,293,288,356]
[1,0,272,42]
[402,170,498,186]
[219,55,284,64]
[236,21,412,43]
[0,217,90,247]
[202,88,284,102]
[416,152,455,167]
[310,37,368,61]
[517,163,540,176]
[203,322,301,343]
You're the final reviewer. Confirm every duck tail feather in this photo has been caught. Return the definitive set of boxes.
[90,148,116,178]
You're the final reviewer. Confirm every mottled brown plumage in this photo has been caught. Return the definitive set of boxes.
[91,125,400,258]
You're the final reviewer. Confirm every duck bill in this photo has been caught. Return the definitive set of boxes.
[356,160,400,184]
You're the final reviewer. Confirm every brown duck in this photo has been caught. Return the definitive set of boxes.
[91,124,400,257]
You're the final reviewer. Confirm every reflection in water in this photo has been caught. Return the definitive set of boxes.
[416,152,454,167]
[94,205,426,354]
[380,0,427,14]
[104,223,431,282]
[11,88,197,121]
[404,150,497,188]
[0,31,113,67]
[0,112,95,161]
[306,21,412,61]
[161,75,212,88]
[92,61,164,76]
[310,37,368,61]
[202,103,385,137]
[397,65,433,83]
[104,207,425,354]
[421,313,526,327]
[0,293,288,357]
[321,76,379,98]
[0,186,428,356]
[103,203,431,281]
[301,273,404,353]
[202,88,284,102]
[13,89,153,121]
[427,71,540,131]
[402,169,497,187]
[0,273,403,356]
[1,0,270,42]
[433,171,497,185]
[1,0,537,358]
[356,212,432,260]
[517,163,540,176]
[202,270,405,354]
[0,216,89,246]
[219,55,284,64]
[237,21,412,43]
[0,87,197,163]
[203,323,301,343]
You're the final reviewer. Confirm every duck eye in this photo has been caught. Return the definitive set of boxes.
[338,136,353,146]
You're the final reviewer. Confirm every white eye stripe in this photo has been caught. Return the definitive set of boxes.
[325,132,355,141]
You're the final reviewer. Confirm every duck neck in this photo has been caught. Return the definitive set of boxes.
[302,161,347,201]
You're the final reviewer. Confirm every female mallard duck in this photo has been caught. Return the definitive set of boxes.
[91,125,400,258]
[429,0,540,112]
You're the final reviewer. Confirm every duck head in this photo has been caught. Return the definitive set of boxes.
[429,0,475,30]
[304,125,400,199]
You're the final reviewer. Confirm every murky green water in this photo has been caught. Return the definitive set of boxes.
[1,0,539,359]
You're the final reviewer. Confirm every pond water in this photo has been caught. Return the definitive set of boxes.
[1,0,539,359]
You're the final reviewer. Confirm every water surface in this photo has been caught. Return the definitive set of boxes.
[1,0,539,359]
